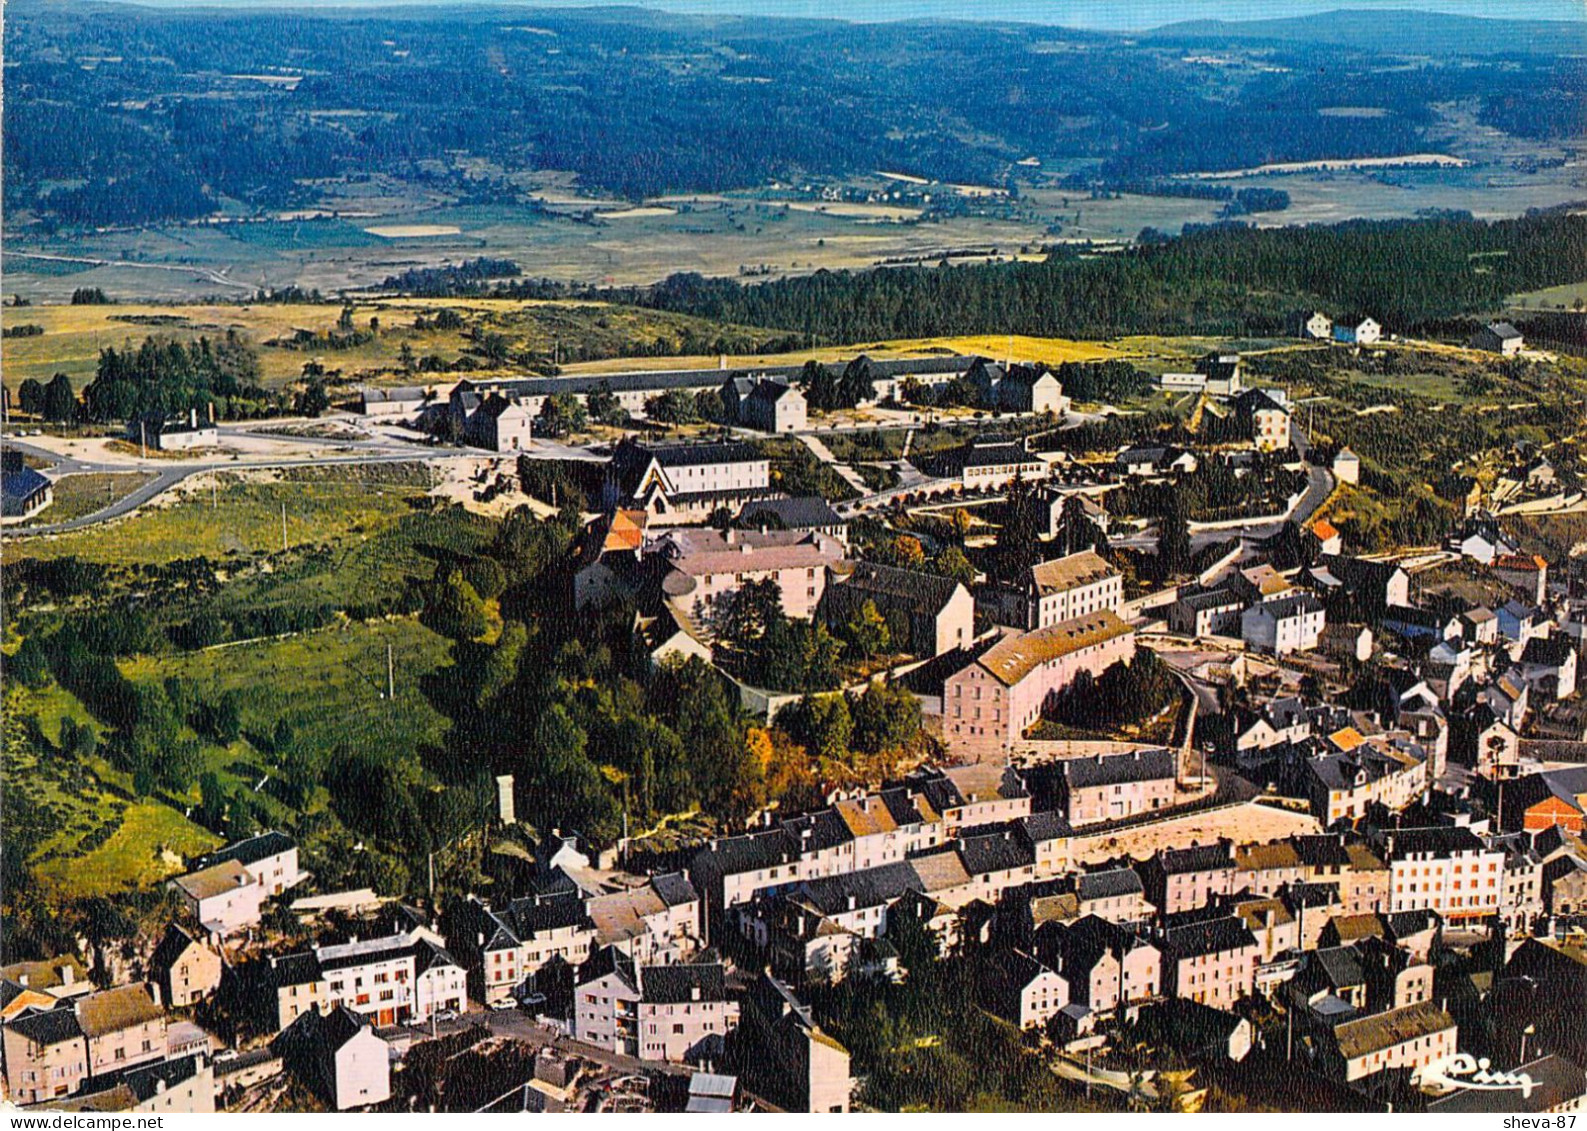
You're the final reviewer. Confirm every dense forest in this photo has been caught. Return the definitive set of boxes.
[606,210,1587,339]
[5,2,1581,224]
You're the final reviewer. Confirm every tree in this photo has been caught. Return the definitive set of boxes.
[423,569,489,640]
[477,331,511,365]
[839,356,877,408]
[645,388,699,424]
[42,373,76,423]
[586,383,624,425]
[850,679,922,756]
[996,476,1044,582]
[1157,495,1192,577]
[800,361,840,411]
[536,393,588,438]
[398,341,416,373]
[843,599,891,662]
[714,579,783,652]
[779,694,853,763]
[337,304,355,331]
[295,379,330,417]
[16,378,45,416]
[933,546,976,587]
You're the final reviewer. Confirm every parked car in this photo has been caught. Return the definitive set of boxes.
[489,999,517,1012]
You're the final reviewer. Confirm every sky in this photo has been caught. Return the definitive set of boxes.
[105,0,1587,26]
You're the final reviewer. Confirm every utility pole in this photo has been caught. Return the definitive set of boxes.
[428,851,435,901]
[140,420,147,460]
[387,644,396,700]
[281,502,288,553]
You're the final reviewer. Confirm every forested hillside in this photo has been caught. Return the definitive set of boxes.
[610,210,1587,339]
[5,2,1582,225]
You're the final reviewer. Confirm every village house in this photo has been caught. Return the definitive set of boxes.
[980,949,1069,1030]
[725,376,807,434]
[357,385,430,417]
[1383,825,1505,925]
[655,526,845,622]
[1288,310,1334,340]
[572,949,738,1063]
[1033,915,1161,1037]
[738,496,849,547]
[77,984,167,1079]
[931,438,1049,491]
[1471,321,1525,356]
[2,1009,89,1104]
[1116,444,1197,478]
[1446,513,1519,566]
[738,975,852,1113]
[1241,594,1326,655]
[1168,586,1244,638]
[274,1005,391,1111]
[1139,842,1239,917]
[941,611,1137,748]
[820,561,974,658]
[1318,1000,1456,1085]
[170,860,266,938]
[128,406,218,452]
[1332,317,1383,346]
[605,438,774,524]
[202,831,302,897]
[1157,917,1259,1009]
[1046,747,1178,827]
[270,930,467,1029]
[148,926,223,1009]
[1230,389,1292,452]
[992,548,1124,631]
[1520,635,1578,701]
[1332,447,1361,485]
[1493,553,1549,605]
[1304,554,1410,613]
[440,893,599,1006]
[1,450,52,521]
[0,957,93,1003]
[1306,736,1431,824]
[48,1053,218,1116]
[1320,622,1374,665]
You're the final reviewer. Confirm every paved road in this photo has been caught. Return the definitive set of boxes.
[6,441,482,537]
[1108,457,1334,555]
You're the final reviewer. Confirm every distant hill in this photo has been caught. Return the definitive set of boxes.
[1146,9,1587,56]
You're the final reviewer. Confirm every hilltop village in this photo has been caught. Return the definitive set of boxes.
[4,311,1587,1116]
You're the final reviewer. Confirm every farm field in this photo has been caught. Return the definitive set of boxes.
[0,297,770,391]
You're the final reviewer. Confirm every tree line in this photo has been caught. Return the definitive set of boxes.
[605,210,1587,342]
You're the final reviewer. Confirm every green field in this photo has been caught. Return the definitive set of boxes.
[121,616,455,795]
[6,466,433,564]
[14,471,156,527]
[4,680,221,899]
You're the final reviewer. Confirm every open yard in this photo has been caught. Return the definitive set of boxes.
[1070,800,1321,865]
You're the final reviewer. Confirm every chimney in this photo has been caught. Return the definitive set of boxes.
[847,894,857,911]
[190,407,198,429]
[156,1078,167,1095]
[691,986,702,1002]
[59,964,73,987]
[15,973,26,987]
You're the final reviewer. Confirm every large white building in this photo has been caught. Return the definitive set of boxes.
[1241,595,1325,655]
